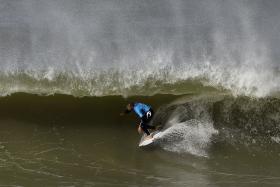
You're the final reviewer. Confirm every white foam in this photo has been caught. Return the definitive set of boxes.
[157,117,218,157]
[271,136,280,144]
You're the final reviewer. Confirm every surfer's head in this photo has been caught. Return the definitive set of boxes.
[126,103,134,111]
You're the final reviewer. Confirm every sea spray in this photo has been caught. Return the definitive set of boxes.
[0,0,279,97]
[156,117,218,157]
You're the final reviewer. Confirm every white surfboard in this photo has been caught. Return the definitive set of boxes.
[139,131,162,147]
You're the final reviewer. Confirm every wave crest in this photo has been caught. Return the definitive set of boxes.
[0,64,278,97]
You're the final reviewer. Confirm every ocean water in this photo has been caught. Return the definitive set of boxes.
[0,0,280,186]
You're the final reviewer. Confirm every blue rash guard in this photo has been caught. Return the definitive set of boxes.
[124,102,155,135]
[133,102,151,118]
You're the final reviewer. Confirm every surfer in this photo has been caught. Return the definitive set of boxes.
[120,102,156,137]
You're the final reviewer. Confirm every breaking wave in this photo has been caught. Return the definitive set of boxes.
[0,66,278,97]
[152,94,280,157]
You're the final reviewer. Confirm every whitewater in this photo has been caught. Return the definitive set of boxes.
[0,0,279,97]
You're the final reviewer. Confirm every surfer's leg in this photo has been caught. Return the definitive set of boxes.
[142,126,150,135]
[141,110,155,132]
[146,125,156,130]
[140,122,150,135]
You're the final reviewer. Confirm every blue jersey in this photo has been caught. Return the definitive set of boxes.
[133,103,151,118]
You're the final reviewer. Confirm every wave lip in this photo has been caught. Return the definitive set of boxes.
[0,66,278,98]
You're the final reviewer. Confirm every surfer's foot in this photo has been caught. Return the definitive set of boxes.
[144,135,153,141]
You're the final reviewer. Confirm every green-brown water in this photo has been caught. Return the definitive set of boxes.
[0,93,279,186]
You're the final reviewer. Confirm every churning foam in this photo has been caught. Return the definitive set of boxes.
[156,117,218,157]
